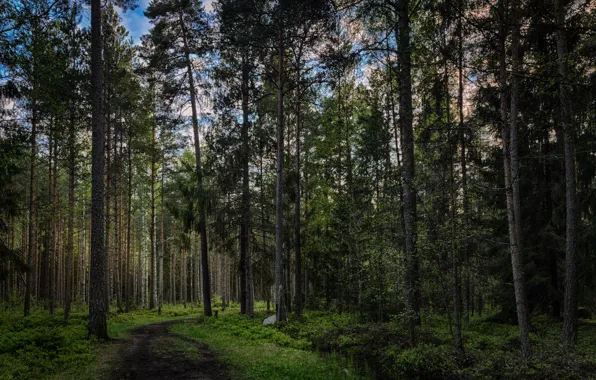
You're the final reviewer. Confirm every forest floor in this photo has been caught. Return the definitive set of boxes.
[2,302,596,379]
[114,320,229,380]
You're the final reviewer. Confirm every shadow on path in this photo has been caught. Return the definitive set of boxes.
[114,320,230,380]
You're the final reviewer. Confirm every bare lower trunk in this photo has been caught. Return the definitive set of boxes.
[294,64,302,317]
[457,8,470,326]
[24,105,37,317]
[179,11,211,316]
[275,13,287,323]
[89,0,108,338]
[149,106,157,310]
[398,0,418,346]
[556,0,579,345]
[66,109,75,323]
[499,0,531,361]
[125,131,132,313]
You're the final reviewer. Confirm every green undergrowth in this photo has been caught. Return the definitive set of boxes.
[173,305,596,380]
[300,311,596,379]
[0,304,202,380]
[170,310,369,380]
[2,302,596,380]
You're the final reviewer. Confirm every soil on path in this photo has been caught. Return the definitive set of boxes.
[114,320,230,380]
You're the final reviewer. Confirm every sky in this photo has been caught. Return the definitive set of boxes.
[119,0,215,45]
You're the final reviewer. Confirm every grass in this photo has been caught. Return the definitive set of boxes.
[0,303,203,380]
[2,300,595,380]
[170,309,369,380]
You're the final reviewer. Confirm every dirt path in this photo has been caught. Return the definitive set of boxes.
[114,320,230,380]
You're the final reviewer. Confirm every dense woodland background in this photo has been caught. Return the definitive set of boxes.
[1,0,596,377]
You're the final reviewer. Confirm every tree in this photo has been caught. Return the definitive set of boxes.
[498,0,531,362]
[145,0,213,316]
[89,0,108,338]
[556,0,579,346]
[397,0,419,346]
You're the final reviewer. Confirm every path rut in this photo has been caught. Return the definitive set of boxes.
[114,320,230,380]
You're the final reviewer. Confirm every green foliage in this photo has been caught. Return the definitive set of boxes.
[187,309,596,380]
[0,312,92,380]
[0,305,202,380]
[170,309,368,380]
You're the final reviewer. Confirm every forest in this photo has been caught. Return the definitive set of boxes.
[0,0,595,379]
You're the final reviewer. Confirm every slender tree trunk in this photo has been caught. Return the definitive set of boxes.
[275,11,287,323]
[182,246,187,308]
[499,0,531,362]
[89,0,108,339]
[451,149,464,352]
[24,103,37,317]
[158,164,165,315]
[116,128,123,311]
[49,132,56,316]
[149,101,157,310]
[457,8,471,327]
[196,231,201,305]
[179,12,212,316]
[398,0,418,346]
[556,0,579,345]
[65,108,76,323]
[240,57,254,317]
[294,62,303,317]
[125,130,132,313]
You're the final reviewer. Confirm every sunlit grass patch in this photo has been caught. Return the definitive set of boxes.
[171,316,370,380]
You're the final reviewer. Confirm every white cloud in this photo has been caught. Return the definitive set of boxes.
[204,0,215,12]
[119,8,151,45]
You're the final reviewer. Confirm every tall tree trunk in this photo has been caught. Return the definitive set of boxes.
[275,10,287,323]
[499,0,531,362]
[451,147,464,352]
[398,0,419,346]
[24,102,37,317]
[117,127,123,311]
[556,0,579,346]
[158,164,165,315]
[193,231,199,306]
[182,246,187,308]
[49,131,56,316]
[542,130,560,318]
[125,129,132,313]
[65,108,75,323]
[89,0,108,339]
[457,7,471,326]
[149,101,157,310]
[294,61,303,317]
[241,57,254,317]
[179,12,212,316]
[105,82,112,307]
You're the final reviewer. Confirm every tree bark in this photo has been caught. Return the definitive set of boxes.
[457,7,471,327]
[556,0,579,346]
[149,93,157,310]
[125,128,132,313]
[89,0,108,339]
[65,107,75,323]
[158,162,165,315]
[294,60,303,317]
[275,9,287,323]
[241,56,254,317]
[499,0,531,362]
[398,0,419,346]
[24,99,37,317]
[179,11,212,316]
